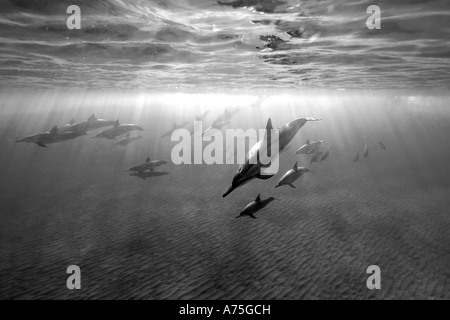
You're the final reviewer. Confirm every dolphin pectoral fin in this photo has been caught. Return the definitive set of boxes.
[288,183,296,189]
[256,174,274,180]
[36,142,47,147]
[249,214,256,219]
[274,184,281,188]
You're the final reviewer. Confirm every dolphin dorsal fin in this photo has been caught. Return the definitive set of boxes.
[69,119,76,125]
[114,120,120,127]
[49,125,58,134]
[306,139,310,144]
[88,114,96,121]
[293,161,298,171]
[145,156,151,163]
[255,193,261,202]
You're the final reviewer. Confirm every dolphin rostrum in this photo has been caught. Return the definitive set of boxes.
[235,194,275,219]
[275,162,310,188]
[223,117,322,198]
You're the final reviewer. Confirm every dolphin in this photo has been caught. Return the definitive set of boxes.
[129,170,169,179]
[161,121,190,138]
[215,107,239,123]
[353,151,360,162]
[310,150,324,164]
[16,125,85,147]
[363,144,369,159]
[223,117,322,198]
[378,140,386,151]
[235,194,275,219]
[94,120,143,139]
[202,119,230,136]
[116,133,142,146]
[63,114,115,133]
[128,156,167,172]
[320,149,330,161]
[275,162,310,188]
[295,139,325,155]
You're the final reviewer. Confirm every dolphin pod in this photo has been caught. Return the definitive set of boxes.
[16,114,144,147]
[235,194,275,219]
[223,117,322,198]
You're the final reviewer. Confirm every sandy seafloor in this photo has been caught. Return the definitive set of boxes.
[0,91,449,299]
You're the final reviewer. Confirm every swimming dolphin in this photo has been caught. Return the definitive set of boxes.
[202,119,230,136]
[378,141,386,151]
[235,194,275,219]
[295,139,325,155]
[275,162,310,188]
[353,151,360,162]
[116,133,142,146]
[128,156,167,172]
[215,107,239,123]
[320,149,330,161]
[94,120,143,139]
[310,150,324,164]
[363,144,369,159]
[161,121,190,138]
[129,170,169,179]
[16,125,85,147]
[63,114,115,133]
[223,117,322,198]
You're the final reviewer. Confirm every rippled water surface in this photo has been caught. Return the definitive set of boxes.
[1,0,450,90]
